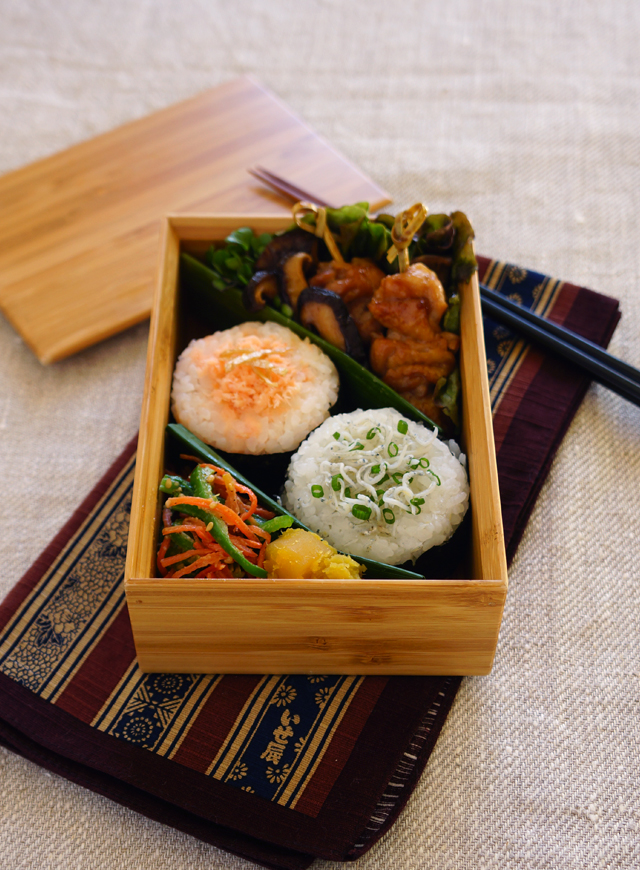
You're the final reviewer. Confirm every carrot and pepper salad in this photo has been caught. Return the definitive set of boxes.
[156,457,293,579]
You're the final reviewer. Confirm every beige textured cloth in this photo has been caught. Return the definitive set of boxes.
[1,1,639,867]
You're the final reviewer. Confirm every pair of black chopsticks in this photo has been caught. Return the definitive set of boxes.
[479,286,639,406]
[248,167,640,407]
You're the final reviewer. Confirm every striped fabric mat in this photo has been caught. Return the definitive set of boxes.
[0,258,620,869]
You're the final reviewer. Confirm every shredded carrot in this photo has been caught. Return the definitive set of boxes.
[253,507,276,520]
[165,496,216,510]
[220,472,241,514]
[163,523,214,546]
[173,551,226,578]
[161,548,201,568]
[157,537,170,576]
[257,544,266,569]
[251,526,271,544]
[211,502,258,540]
[189,459,226,475]
[179,455,226,474]
[233,480,258,519]
[229,534,262,551]
[197,563,235,579]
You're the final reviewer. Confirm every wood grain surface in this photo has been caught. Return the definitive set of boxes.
[125,577,508,675]
[0,77,390,364]
[124,215,508,676]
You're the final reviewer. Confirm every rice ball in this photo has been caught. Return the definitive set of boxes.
[171,322,339,454]
[283,407,469,564]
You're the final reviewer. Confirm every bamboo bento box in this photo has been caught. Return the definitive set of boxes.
[124,214,508,676]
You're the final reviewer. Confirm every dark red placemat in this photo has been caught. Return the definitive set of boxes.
[0,258,620,868]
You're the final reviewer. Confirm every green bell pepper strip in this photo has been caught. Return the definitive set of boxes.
[189,465,215,500]
[160,474,194,497]
[254,515,294,534]
[166,500,267,579]
[164,465,268,578]
[166,530,197,552]
[159,529,200,576]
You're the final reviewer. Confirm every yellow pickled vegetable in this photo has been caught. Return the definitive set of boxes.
[264,528,364,580]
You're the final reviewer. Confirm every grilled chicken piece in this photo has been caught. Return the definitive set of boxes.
[370,335,457,385]
[368,262,450,341]
[369,263,459,428]
[312,257,386,345]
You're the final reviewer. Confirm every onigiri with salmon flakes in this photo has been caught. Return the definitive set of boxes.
[282,408,469,565]
[171,322,339,454]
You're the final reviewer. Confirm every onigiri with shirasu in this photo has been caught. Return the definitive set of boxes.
[282,407,469,565]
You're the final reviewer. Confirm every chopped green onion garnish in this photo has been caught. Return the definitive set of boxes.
[397,420,408,435]
[349,442,364,451]
[344,487,352,499]
[410,497,425,515]
[366,427,380,440]
[378,473,390,485]
[388,442,398,457]
[419,457,430,468]
[333,432,341,440]
[311,484,324,498]
[331,474,343,491]
[383,508,396,524]
[371,464,381,475]
[391,472,404,485]
[428,471,441,485]
[352,504,372,521]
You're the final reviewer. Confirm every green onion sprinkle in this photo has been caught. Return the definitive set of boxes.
[383,508,396,524]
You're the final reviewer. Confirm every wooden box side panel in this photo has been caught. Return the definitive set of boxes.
[125,218,180,583]
[459,269,508,584]
[125,578,508,675]
[169,213,293,241]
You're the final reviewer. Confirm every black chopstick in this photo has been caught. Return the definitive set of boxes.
[480,283,640,407]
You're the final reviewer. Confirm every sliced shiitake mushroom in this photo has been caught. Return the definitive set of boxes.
[298,286,366,361]
[280,252,313,311]
[418,214,455,251]
[255,229,317,271]
[242,271,279,312]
